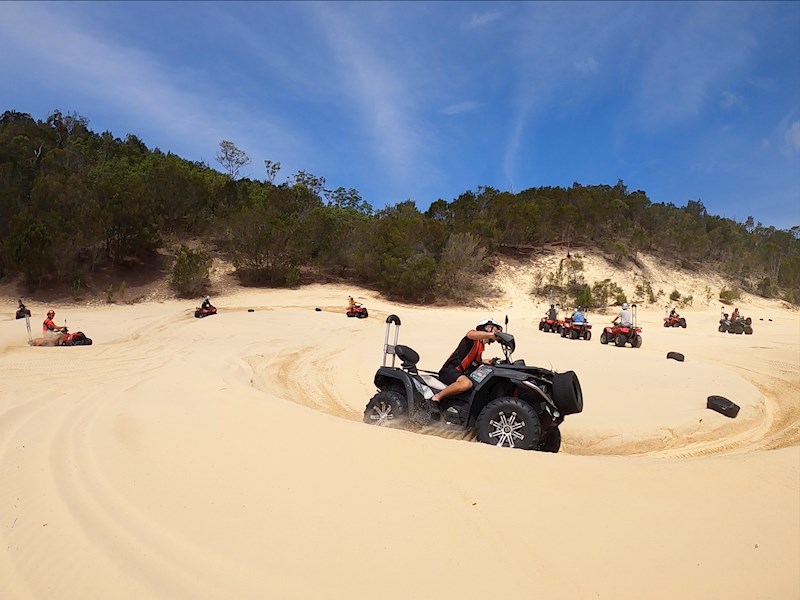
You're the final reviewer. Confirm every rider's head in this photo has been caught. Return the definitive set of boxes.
[621,303,629,310]
[47,310,55,318]
[550,304,554,309]
[476,318,502,333]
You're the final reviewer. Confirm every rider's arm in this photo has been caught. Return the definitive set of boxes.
[466,329,499,342]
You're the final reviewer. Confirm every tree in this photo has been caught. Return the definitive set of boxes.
[263,159,281,184]
[216,140,251,180]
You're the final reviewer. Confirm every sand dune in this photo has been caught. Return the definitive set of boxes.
[1,257,798,599]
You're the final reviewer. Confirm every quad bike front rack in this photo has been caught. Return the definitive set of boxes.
[382,314,402,367]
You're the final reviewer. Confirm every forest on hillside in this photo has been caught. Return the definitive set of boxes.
[1,109,799,306]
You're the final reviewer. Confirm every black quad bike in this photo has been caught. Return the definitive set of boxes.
[363,315,583,452]
[718,310,753,335]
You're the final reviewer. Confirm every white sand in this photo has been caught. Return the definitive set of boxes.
[1,254,798,599]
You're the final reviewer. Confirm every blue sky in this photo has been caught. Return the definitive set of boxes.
[2,1,799,229]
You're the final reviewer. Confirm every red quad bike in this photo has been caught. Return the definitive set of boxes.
[538,316,564,334]
[346,303,369,319]
[561,317,592,341]
[195,305,217,318]
[59,326,93,346]
[663,312,687,328]
[363,315,583,452]
[600,304,643,348]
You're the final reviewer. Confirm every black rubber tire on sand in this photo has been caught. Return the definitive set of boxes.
[667,351,684,362]
[633,335,643,348]
[584,330,592,341]
[363,390,407,426]
[744,327,753,335]
[680,318,687,328]
[600,331,609,344]
[476,397,541,450]
[615,334,626,347]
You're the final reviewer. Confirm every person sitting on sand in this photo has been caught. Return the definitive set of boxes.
[42,310,65,336]
[431,319,502,404]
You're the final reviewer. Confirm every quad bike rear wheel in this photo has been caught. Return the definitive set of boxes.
[663,321,669,328]
[476,397,541,450]
[615,334,627,347]
[570,329,579,340]
[632,334,642,348]
[363,390,407,426]
[584,330,592,341]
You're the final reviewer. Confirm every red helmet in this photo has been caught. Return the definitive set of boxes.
[47,310,55,318]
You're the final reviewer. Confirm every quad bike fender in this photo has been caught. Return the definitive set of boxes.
[373,368,421,413]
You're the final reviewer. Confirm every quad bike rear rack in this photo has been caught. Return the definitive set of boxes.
[382,314,402,367]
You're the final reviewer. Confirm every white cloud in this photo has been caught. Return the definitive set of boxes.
[441,101,481,115]
[574,57,599,75]
[720,91,745,110]
[785,121,800,153]
[305,4,425,185]
[0,3,304,173]
[464,10,502,30]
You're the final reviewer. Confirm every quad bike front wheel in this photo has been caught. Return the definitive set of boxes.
[600,331,609,344]
[680,318,687,328]
[476,397,541,450]
[363,390,407,426]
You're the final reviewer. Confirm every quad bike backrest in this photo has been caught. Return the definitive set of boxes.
[395,345,420,371]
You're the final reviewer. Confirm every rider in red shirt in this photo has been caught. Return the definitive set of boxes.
[431,318,502,404]
[42,310,65,335]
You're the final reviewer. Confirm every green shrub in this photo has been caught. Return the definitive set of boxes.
[719,288,741,304]
[170,245,212,296]
[575,284,592,308]
[670,289,681,301]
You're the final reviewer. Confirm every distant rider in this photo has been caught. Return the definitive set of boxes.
[348,296,357,309]
[613,303,632,327]
[201,296,215,311]
[547,304,558,321]
[42,309,65,336]
[571,307,586,324]
[669,307,679,319]
[731,307,740,321]
[16,298,31,319]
